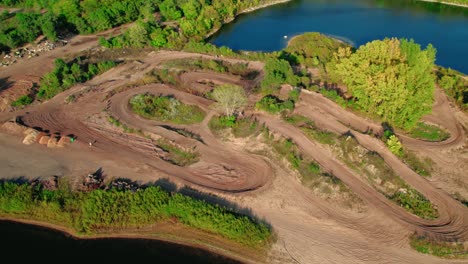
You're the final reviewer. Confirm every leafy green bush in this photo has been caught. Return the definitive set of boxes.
[390,188,438,219]
[11,95,32,107]
[129,94,205,124]
[256,95,294,114]
[208,115,236,131]
[37,58,116,99]
[386,135,403,157]
[0,181,272,247]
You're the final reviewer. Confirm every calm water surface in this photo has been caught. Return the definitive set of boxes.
[0,220,241,262]
[211,0,468,73]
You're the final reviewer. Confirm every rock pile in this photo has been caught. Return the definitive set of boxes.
[1,39,67,67]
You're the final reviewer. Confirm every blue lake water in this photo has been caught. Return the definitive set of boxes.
[0,220,241,262]
[211,0,468,73]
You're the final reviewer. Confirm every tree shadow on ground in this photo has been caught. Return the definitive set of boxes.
[0,76,13,93]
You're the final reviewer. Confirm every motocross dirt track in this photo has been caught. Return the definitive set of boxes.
[0,45,467,263]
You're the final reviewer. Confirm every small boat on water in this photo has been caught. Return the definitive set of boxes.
[284,35,288,39]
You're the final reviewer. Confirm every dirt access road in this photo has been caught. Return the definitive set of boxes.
[0,47,467,263]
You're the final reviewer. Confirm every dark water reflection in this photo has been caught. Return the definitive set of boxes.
[0,220,242,263]
[211,0,468,73]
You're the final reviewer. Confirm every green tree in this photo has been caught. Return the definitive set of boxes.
[329,38,436,130]
[386,135,403,157]
[181,1,201,20]
[126,21,149,48]
[160,0,182,21]
[150,27,168,47]
[212,84,248,117]
[261,58,298,94]
[39,13,58,41]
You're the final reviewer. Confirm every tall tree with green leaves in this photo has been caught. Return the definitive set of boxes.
[329,38,436,130]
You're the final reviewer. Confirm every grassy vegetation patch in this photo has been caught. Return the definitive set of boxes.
[11,95,33,107]
[390,188,438,220]
[0,181,271,248]
[284,114,437,218]
[409,122,450,142]
[208,116,261,138]
[232,118,261,138]
[284,114,336,145]
[208,115,236,132]
[130,93,205,125]
[108,115,142,134]
[410,235,467,259]
[261,129,356,201]
[436,66,468,111]
[165,58,259,80]
[156,139,199,167]
[383,127,433,177]
[338,135,438,219]
[145,68,180,85]
[401,150,433,177]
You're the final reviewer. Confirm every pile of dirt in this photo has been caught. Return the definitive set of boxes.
[22,128,40,145]
[0,121,28,134]
[47,136,59,148]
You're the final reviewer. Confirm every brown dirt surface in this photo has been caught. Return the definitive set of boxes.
[0,48,467,263]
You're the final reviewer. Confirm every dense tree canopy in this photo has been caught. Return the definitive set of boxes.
[329,38,436,129]
[0,0,280,52]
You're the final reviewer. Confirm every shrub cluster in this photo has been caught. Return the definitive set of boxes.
[11,95,32,107]
[255,95,294,114]
[0,181,271,247]
[38,58,116,99]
